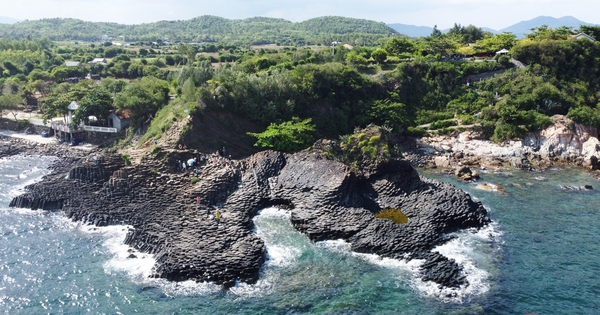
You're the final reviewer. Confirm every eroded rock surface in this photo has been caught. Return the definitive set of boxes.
[8,143,489,289]
[417,115,600,171]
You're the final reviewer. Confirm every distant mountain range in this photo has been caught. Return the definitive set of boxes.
[0,16,19,24]
[388,16,598,38]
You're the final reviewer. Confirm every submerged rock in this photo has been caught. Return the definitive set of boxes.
[455,166,479,181]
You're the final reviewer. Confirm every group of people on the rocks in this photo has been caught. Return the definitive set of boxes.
[175,153,208,173]
[170,145,231,222]
[174,145,236,173]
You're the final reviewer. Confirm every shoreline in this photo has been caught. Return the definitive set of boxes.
[1,130,491,290]
[409,115,600,181]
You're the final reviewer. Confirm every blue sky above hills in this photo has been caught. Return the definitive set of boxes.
[0,0,597,30]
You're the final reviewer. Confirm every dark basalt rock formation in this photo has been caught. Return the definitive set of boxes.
[8,145,489,289]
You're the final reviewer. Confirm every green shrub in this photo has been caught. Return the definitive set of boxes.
[405,126,429,137]
[491,122,526,142]
[191,177,199,184]
[457,114,475,125]
[150,169,158,175]
[415,110,454,125]
[247,117,316,152]
[567,106,600,129]
[428,119,457,130]
[16,119,29,128]
[121,154,132,166]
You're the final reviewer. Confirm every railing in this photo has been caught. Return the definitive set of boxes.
[83,125,118,133]
[52,123,117,133]
[52,123,81,133]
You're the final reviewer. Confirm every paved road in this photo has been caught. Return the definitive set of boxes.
[0,130,57,144]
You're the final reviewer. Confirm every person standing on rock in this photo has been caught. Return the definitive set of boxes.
[215,209,221,221]
[196,196,201,206]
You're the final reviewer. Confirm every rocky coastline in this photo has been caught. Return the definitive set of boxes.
[414,115,600,176]
[4,134,490,290]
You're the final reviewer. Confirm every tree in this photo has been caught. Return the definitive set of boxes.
[447,23,486,44]
[2,61,20,76]
[40,92,74,124]
[567,106,600,129]
[0,94,23,120]
[345,51,369,67]
[247,117,316,152]
[475,32,517,53]
[368,99,409,130]
[186,45,199,64]
[114,77,169,128]
[371,48,388,64]
[526,25,574,41]
[425,37,457,57]
[73,86,113,126]
[383,37,416,56]
[101,78,127,96]
[177,43,198,65]
[431,25,442,38]
[27,69,52,82]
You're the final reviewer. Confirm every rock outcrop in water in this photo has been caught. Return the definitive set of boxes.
[7,139,489,289]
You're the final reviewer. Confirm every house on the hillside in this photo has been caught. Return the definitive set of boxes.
[88,58,107,65]
[496,48,510,55]
[65,61,82,67]
[107,110,131,131]
[51,101,86,142]
[569,33,596,43]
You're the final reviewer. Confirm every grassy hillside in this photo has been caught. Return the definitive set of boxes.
[0,15,400,45]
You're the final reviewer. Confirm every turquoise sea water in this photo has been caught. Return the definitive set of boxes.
[1,155,599,314]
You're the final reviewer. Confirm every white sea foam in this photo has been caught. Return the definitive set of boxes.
[0,155,56,200]
[229,207,301,298]
[76,224,221,297]
[420,222,501,303]
[247,206,502,303]
[75,203,500,302]
[316,221,501,303]
[253,207,302,268]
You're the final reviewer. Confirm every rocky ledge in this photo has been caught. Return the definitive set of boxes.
[7,142,489,289]
[417,115,600,171]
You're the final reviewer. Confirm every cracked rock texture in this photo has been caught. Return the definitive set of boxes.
[8,144,489,288]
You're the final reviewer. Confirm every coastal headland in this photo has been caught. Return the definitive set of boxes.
[3,135,489,290]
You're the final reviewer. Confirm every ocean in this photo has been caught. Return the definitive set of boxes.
[1,154,599,314]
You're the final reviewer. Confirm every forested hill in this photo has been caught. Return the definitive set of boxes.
[299,16,396,35]
[0,15,400,45]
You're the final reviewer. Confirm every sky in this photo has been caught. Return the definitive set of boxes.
[1,0,599,30]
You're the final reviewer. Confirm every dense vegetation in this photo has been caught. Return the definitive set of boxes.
[0,16,398,46]
[1,17,600,154]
